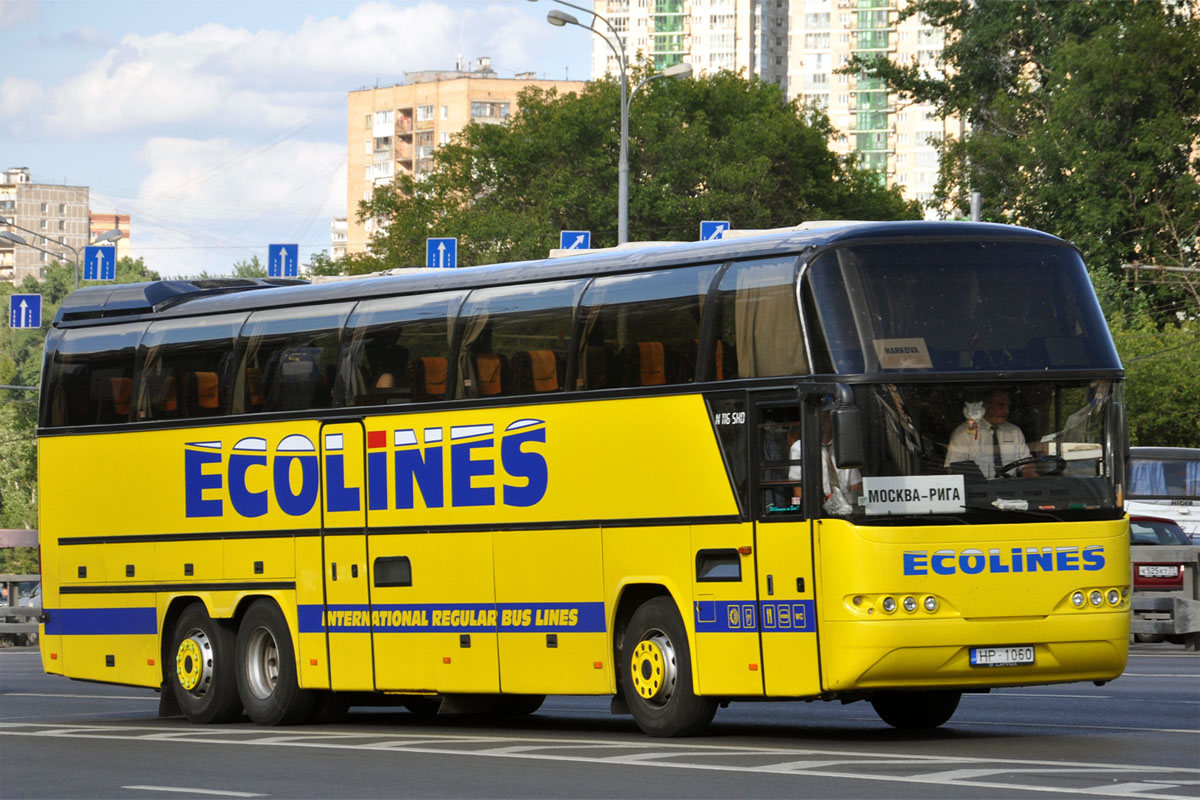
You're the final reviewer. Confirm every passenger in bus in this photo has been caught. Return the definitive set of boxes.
[789,407,862,512]
[944,389,1035,478]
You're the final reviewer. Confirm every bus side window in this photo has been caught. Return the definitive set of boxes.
[45,324,143,427]
[239,304,352,414]
[712,256,805,381]
[578,264,720,390]
[138,315,245,421]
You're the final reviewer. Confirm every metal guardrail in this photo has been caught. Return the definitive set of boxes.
[1130,545,1200,651]
[1,572,40,637]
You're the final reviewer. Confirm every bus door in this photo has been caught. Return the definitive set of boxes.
[752,396,821,697]
[320,421,374,691]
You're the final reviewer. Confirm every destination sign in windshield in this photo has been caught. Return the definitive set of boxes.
[862,475,966,516]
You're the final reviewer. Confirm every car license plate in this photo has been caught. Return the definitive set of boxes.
[970,645,1035,667]
[1138,565,1179,578]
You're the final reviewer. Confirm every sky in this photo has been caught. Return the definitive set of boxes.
[0,0,594,277]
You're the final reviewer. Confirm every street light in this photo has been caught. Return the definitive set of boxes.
[532,0,692,244]
[0,222,122,289]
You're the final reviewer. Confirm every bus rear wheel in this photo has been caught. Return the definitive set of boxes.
[621,597,716,737]
[870,690,961,729]
[235,600,313,725]
[169,603,242,724]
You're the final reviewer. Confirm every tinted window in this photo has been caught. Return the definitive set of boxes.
[136,314,247,420]
[43,323,145,427]
[1130,520,1190,546]
[238,304,352,414]
[337,291,467,406]
[457,280,584,398]
[713,256,805,380]
[806,242,1120,374]
[578,265,719,389]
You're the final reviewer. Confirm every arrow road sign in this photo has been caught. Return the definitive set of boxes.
[560,230,591,250]
[426,237,458,269]
[268,243,299,277]
[700,221,731,241]
[9,293,42,329]
[83,245,116,281]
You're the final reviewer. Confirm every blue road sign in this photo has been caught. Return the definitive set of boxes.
[268,243,299,277]
[426,237,458,269]
[83,245,116,281]
[559,230,591,250]
[700,220,731,241]
[9,293,41,329]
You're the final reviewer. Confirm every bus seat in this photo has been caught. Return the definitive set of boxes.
[270,347,323,411]
[144,373,178,418]
[245,367,264,410]
[413,356,448,401]
[474,353,509,397]
[583,345,610,389]
[620,342,666,386]
[513,350,560,393]
[184,371,221,416]
[108,377,132,420]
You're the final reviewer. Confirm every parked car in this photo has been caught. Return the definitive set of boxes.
[1130,515,1195,643]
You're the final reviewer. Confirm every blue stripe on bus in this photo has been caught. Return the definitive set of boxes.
[43,607,158,636]
[694,600,815,633]
[298,602,606,634]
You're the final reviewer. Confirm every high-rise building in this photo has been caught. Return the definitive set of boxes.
[345,58,585,256]
[1,167,91,284]
[589,0,955,208]
[89,213,132,262]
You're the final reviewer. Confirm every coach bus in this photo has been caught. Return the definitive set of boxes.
[36,221,1129,736]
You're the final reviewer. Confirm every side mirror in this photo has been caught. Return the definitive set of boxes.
[832,405,863,468]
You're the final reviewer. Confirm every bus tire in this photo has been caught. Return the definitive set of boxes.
[169,603,242,724]
[235,600,313,725]
[621,596,717,737]
[870,690,961,729]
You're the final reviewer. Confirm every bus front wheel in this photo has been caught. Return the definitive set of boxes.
[870,690,961,729]
[235,600,314,725]
[169,603,242,724]
[621,597,717,737]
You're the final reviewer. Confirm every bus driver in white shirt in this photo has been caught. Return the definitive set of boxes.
[945,389,1036,478]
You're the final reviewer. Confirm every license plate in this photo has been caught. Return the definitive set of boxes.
[970,645,1035,667]
[1138,565,1179,578]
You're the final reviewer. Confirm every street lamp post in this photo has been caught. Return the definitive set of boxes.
[535,0,692,244]
[0,222,122,289]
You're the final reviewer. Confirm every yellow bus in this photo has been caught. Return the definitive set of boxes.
[36,221,1130,736]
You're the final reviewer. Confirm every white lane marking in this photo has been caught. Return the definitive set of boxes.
[986,693,1110,699]
[6,692,157,700]
[124,787,265,798]
[1088,784,1187,795]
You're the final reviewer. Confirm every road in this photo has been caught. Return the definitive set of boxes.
[1,643,1196,799]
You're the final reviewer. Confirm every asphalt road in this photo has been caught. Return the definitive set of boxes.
[1,643,1196,799]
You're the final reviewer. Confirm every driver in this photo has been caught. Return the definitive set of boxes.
[945,389,1035,478]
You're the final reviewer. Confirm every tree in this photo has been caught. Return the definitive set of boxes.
[851,1,1200,310]
[232,255,268,278]
[357,70,920,267]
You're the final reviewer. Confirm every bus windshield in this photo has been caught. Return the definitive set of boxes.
[805,241,1120,374]
[820,379,1123,522]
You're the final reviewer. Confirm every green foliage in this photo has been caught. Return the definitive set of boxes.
[1109,308,1200,447]
[232,255,268,278]
[357,71,919,267]
[0,547,39,574]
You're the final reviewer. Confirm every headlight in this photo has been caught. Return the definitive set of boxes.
[1107,589,1120,605]
[881,597,896,613]
[1089,590,1103,606]
[903,596,917,613]
[1072,591,1085,607]
[923,596,938,613]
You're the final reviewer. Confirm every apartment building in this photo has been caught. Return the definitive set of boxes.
[89,212,132,262]
[590,0,954,207]
[344,58,585,256]
[1,167,91,284]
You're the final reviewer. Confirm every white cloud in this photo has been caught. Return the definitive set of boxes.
[108,136,347,277]
[13,2,566,139]
[0,0,38,31]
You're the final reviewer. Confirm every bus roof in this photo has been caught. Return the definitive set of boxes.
[53,221,1068,327]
